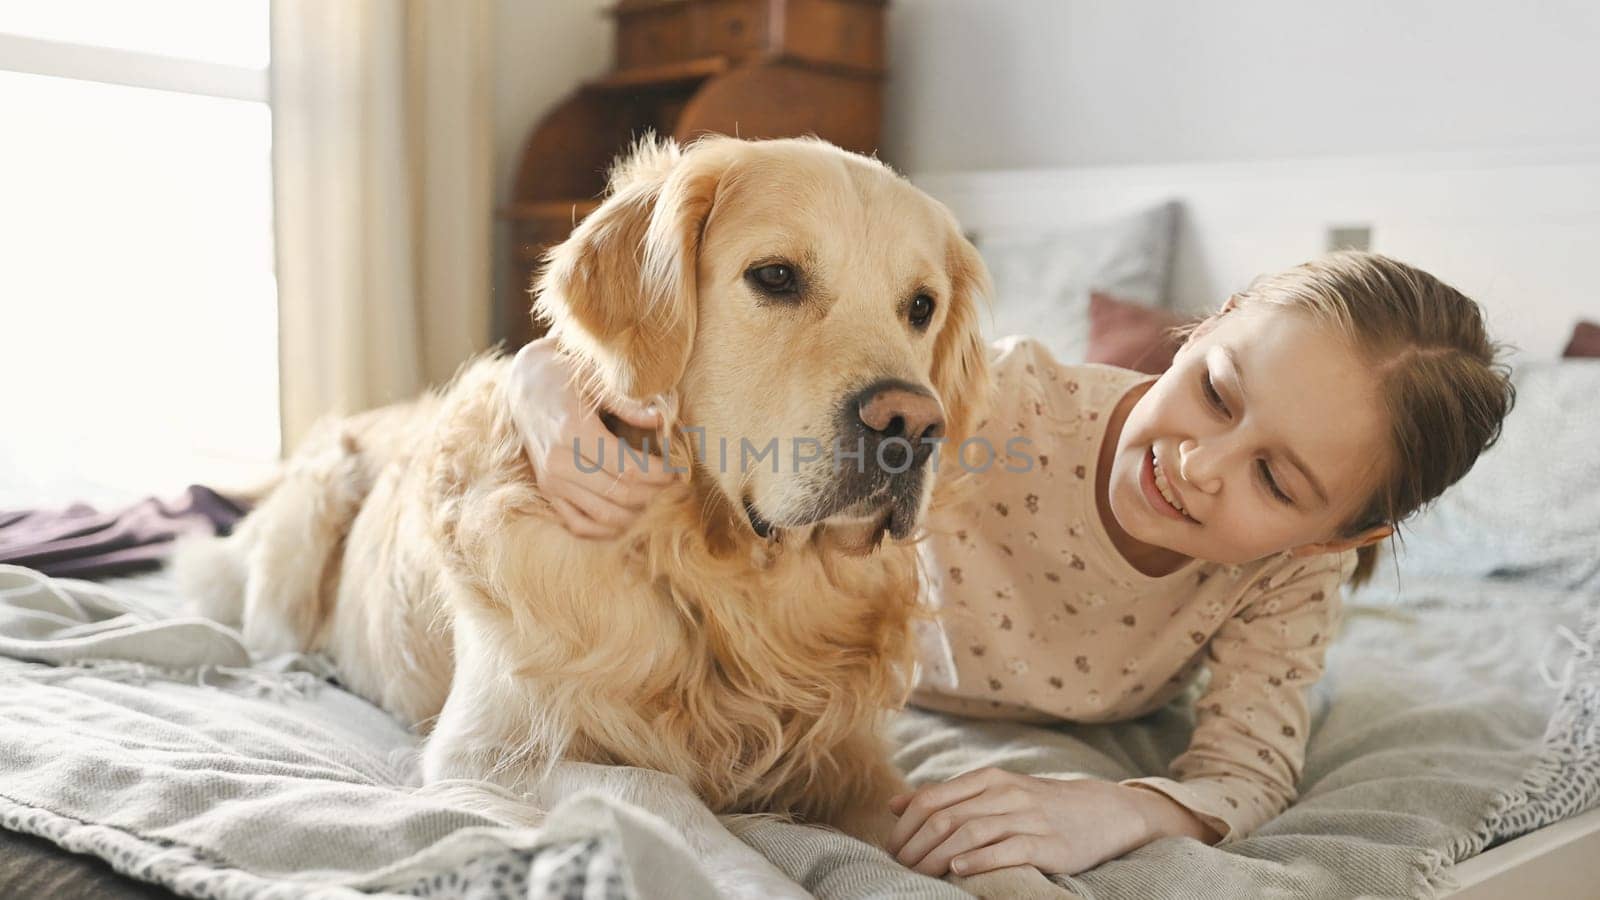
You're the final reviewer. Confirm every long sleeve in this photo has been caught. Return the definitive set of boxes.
[1121,550,1355,842]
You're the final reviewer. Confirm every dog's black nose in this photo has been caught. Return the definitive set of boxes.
[850,380,944,471]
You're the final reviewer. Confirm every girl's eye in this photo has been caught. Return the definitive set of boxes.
[1201,371,1230,418]
[747,263,800,297]
[1258,460,1294,505]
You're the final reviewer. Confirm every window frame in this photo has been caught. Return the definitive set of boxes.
[0,31,266,102]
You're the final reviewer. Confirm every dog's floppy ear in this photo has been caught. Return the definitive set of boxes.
[535,137,731,402]
[930,229,993,448]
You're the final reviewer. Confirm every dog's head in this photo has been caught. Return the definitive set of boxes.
[536,136,990,551]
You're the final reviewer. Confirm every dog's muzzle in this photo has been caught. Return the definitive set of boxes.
[738,379,944,546]
[822,378,945,541]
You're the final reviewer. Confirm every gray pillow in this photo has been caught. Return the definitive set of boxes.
[1371,359,1600,593]
[974,201,1180,363]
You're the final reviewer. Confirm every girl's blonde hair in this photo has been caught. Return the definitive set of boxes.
[1221,251,1516,585]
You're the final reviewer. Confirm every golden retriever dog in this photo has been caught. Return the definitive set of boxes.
[175,136,1017,875]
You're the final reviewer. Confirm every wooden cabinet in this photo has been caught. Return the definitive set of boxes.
[499,0,888,347]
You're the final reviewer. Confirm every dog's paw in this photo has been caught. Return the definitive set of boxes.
[946,864,1082,900]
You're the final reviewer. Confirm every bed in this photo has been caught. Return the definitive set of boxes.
[2,149,1597,899]
[1,511,1595,899]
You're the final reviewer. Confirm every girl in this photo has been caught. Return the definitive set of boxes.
[509,251,1514,879]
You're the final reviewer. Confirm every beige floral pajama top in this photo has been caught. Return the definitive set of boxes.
[909,337,1356,842]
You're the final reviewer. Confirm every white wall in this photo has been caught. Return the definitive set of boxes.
[884,0,1600,173]
[918,150,1600,360]
[493,0,610,201]
[484,1,1599,356]
[491,0,611,331]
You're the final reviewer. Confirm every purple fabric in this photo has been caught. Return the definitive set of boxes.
[0,485,249,580]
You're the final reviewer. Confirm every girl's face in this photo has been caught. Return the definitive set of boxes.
[1107,303,1392,565]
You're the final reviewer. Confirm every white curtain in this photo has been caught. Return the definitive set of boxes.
[270,0,493,453]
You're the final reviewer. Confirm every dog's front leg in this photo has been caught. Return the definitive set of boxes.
[416,610,566,832]
[818,727,912,850]
[421,609,554,786]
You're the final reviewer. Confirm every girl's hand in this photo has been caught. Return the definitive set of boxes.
[508,337,680,539]
[886,767,1214,878]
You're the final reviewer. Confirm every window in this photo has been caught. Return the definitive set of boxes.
[0,1,277,508]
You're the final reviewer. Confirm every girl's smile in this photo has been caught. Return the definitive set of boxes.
[1142,446,1197,524]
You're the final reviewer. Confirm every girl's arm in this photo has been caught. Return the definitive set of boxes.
[506,337,680,538]
[887,551,1351,877]
[1121,784,1223,843]
[886,769,1219,878]
[1120,550,1355,843]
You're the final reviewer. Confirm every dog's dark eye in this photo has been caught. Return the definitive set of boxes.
[908,293,936,329]
[747,263,799,297]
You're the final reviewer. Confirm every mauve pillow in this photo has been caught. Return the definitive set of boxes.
[1564,320,1600,358]
[1085,292,1187,374]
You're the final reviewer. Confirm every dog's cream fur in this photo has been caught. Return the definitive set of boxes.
[175,136,993,847]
